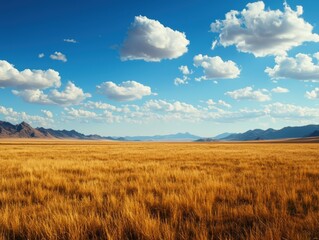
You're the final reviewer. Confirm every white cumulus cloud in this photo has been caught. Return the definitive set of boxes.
[0,105,53,127]
[49,81,91,105]
[271,87,289,93]
[193,54,240,80]
[211,1,319,57]
[266,53,319,81]
[265,102,319,120]
[174,76,189,86]
[179,65,191,75]
[0,60,61,89]
[83,101,120,112]
[66,108,97,118]
[207,99,231,108]
[305,88,319,99]
[13,89,52,104]
[144,100,199,114]
[97,80,153,101]
[225,86,271,102]
[13,81,91,106]
[120,16,189,62]
[41,110,53,118]
[50,52,67,62]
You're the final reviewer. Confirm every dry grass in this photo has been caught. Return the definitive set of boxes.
[0,141,319,240]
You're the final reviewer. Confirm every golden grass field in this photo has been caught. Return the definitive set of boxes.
[0,141,319,240]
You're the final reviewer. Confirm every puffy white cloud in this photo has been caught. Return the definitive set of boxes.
[13,89,52,104]
[0,60,61,89]
[49,81,91,105]
[120,16,189,62]
[218,100,232,108]
[174,76,189,86]
[38,53,45,58]
[265,53,319,81]
[116,100,265,123]
[83,101,120,111]
[225,86,271,102]
[179,65,191,75]
[193,54,240,80]
[41,110,53,118]
[305,88,319,99]
[144,100,199,114]
[63,39,77,43]
[211,1,319,57]
[271,87,289,93]
[63,107,122,123]
[265,102,319,120]
[66,108,97,118]
[97,80,153,101]
[13,82,91,106]
[69,98,319,125]
[50,52,67,62]
[0,105,53,127]
[175,66,192,85]
[102,111,123,123]
[207,99,231,108]
[0,60,90,106]
[206,99,216,106]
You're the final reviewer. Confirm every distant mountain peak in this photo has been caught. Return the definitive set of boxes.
[308,130,319,137]
[0,121,46,138]
[17,121,32,130]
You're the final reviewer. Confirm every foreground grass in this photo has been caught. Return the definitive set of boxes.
[0,141,319,240]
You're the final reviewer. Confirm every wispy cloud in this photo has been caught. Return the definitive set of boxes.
[271,87,289,93]
[63,38,77,43]
[50,52,67,62]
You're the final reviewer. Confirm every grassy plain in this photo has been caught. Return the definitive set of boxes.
[0,141,319,240]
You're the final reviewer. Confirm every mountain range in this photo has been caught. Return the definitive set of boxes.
[0,121,122,140]
[221,125,319,141]
[124,132,201,141]
[0,121,201,141]
[1,120,319,142]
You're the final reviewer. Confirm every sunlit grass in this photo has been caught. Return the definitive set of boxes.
[0,141,319,239]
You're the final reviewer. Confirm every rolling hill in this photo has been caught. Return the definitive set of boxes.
[124,132,201,141]
[222,125,319,141]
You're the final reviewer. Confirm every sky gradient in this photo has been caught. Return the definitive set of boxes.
[1,0,319,137]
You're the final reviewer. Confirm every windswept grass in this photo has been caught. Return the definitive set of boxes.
[0,141,319,239]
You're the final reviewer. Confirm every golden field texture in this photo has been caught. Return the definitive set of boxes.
[0,141,319,240]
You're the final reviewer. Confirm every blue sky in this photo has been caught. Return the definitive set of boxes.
[1,0,319,137]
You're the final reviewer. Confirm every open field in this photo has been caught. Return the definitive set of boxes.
[0,141,319,240]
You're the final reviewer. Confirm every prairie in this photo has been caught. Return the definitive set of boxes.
[0,141,319,240]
